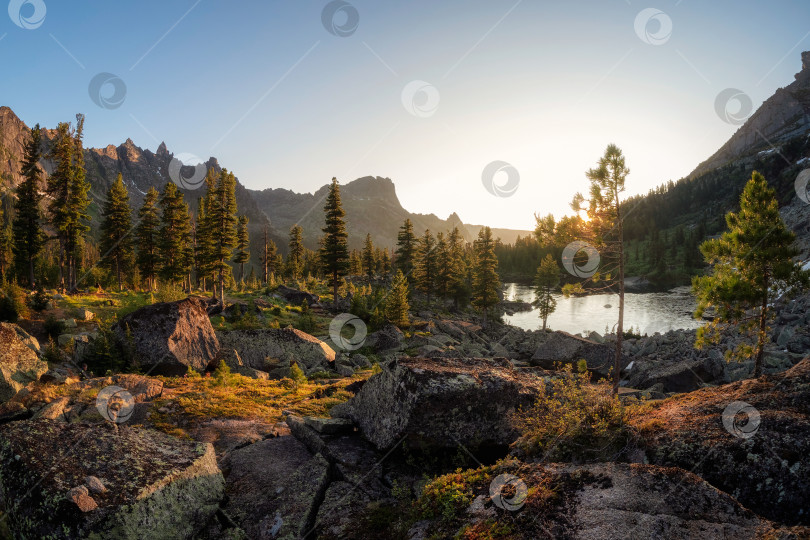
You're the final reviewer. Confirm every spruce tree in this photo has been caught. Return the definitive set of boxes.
[194,171,218,292]
[12,125,45,287]
[472,226,500,326]
[395,218,416,279]
[362,233,375,279]
[571,143,629,394]
[434,232,450,299]
[448,227,469,306]
[158,182,193,285]
[0,212,10,283]
[415,229,437,303]
[385,269,410,327]
[533,253,559,330]
[379,248,391,276]
[260,226,277,284]
[693,171,808,378]
[287,224,305,280]
[46,122,73,290]
[99,174,134,290]
[207,170,238,304]
[319,178,349,308]
[66,115,90,290]
[233,215,250,282]
[135,187,161,291]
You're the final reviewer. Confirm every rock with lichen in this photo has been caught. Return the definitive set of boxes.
[0,420,224,539]
[0,322,48,403]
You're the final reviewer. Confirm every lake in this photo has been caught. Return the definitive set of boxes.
[503,283,703,335]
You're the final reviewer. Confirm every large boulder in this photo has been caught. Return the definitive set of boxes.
[410,461,799,539]
[0,420,224,539]
[275,284,320,306]
[331,357,545,451]
[115,297,219,375]
[363,323,404,352]
[0,323,48,402]
[634,358,810,525]
[531,331,623,379]
[217,327,336,377]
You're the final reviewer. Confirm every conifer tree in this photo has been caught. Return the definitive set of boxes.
[571,143,629,394]
[158,182,193,285]
[385,269,410,327]
[434,232,450,299]
[379,248,391,276]
[207,170,238,304]
[448,227,468,306]
[260,226,277,284]
[350,249,363,275]
[66,115,91,290]
[287,224,305,280]
[0,211,10,283]
[533,253,559,330]
[135,187,161,291]
[415,229,437,303]
[46,122,73,290]
[395,218,416,279]
[194,171,218,292]
[319,178,349,308]
[233,215,250,282]
[362,233,376,279]
[12,125,45,287]
[99,174,134,290]
[472,226,500,326]
[693,171,809,378]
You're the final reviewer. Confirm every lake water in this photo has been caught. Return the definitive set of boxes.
[503,283,703,336]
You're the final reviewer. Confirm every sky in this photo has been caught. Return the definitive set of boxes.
[2,0,809,230]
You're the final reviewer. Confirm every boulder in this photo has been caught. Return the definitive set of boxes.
[0,420,224,539]
[531,331,623,379]
[115,297,220,375]
[0,323,48,403]
[275,284,320,306]
[411,461,797,539]
[217,328,335,376]
[634,358,810,525]
[363,323,404,352]
[77,307,95,321]
[626,350,726,393]
[331,357,545,451]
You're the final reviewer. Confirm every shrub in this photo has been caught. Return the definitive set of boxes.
[28,286,50,312]
[0,282,27,322]
[289,362,306,385]
[213,361,233,386]
[153,281,186,304]
[43,315,66,339]
[512,365,634,462]
[43,337,63,364]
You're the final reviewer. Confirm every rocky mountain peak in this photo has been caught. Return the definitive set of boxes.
[156,141,169,156]
[803,51,810,72]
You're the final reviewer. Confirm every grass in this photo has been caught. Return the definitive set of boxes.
[148,368,373,439]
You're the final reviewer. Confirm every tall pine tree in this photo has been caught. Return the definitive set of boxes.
[287,224,305,280]
[158,182,193,285]
[415,229,437,303]
[99,174,134,290]
[395,218,416,279]
[385,269,410,328]
[319,178,349,308]
[533,254,559,330]
[135,187,161,291]
[472,226,500,327]
[260,226,277,284]
[233,215,250,282]
[362,233,375,279]
[12,125,45,287]
[206,170,238,304]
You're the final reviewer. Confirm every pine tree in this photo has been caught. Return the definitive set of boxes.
[693,172,809,378]
[0,212,11,283]
[385,269,410,327]
[287,224,305,280]
[260,226,277,284]
[533,254,559,330]
[571,143,629,394]
[319,178,349,308]
[434,232,450,299]
[233,215,250,282]
[447,227,468,306]
[472,226,500,326]
[194,171,218,292]
[395,218,416,279]
[362,233,375,279]
[46,122,73,290]
[207,170,238,304]
[66,115,91,290]
[12,125,45,287]
[158,182,193,285]
[349,249,363,275]
[379,248,391,276]
[414,229,437,303]
[135,187,161,291]
[99,174,134,290]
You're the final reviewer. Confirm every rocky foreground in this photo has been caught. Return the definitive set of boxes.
[0,293,808,538]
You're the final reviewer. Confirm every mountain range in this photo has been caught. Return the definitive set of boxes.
[1,52,810,267]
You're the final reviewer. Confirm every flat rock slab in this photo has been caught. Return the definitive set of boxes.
[331,357,546,450]
[531,331,624,378]
[0,420,223,539]
[217,327,336,376]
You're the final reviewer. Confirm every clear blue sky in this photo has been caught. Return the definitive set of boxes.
[2,0,809,230]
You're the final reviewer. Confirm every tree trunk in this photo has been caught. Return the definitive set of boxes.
[116,257,122,291]
[28,257,35,289]
[333,272,338,313]
[754,273,769,378]
[218,266,225,306]
[613,194,625,396]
